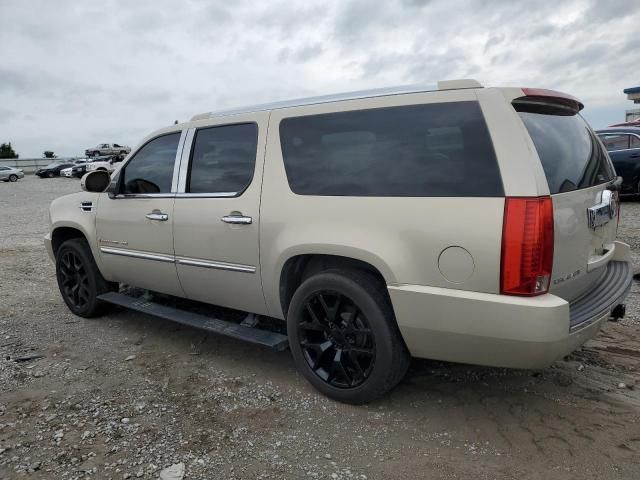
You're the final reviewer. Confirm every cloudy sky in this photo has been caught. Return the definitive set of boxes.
[1,0,639,158]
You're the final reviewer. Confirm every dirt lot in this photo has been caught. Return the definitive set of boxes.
[1,176,639,480]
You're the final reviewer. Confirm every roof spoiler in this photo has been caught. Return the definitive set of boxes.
[513,88,584,114]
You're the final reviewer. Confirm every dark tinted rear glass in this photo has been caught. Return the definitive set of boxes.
[279,102,503,197]
[517,111,615,194]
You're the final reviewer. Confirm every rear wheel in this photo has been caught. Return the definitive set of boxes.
[93,151,100,157]
[55,238,116,317]
[287,269,410,404]
[8,174,17,182]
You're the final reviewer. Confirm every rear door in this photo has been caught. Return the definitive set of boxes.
[515,101,618,302]
[172,113,269,316]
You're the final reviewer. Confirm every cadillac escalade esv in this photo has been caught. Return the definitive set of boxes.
[46,79,633,404]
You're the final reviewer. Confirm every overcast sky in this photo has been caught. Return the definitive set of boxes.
[1,0,639,158]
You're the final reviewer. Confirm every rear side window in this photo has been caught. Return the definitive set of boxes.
[188,123,258,194]
[517,111,615,194]
[279,102,503,197]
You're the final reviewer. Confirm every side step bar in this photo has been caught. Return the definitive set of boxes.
[97,292,289,351]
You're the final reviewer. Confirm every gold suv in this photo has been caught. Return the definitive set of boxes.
[46,80,633,403]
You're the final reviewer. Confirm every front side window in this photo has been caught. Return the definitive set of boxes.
[279,102,503,197]
[632,135,640,148]
[187,123,258,194]
[599,134,630,151]
[120,132,180,194]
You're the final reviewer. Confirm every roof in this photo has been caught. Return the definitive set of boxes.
[191,79,483,121]
[623,86,640,94]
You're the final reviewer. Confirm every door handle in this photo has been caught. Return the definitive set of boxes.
[145,211,169,221]
[630,153,640,158]
[221,213,252,225]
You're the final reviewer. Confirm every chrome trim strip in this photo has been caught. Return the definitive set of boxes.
[175,192,239,198]
[177,128,195,193]
[112,193,176,199]
[171,129,188,193]
[100,247,175,263]
[175,256,256,273]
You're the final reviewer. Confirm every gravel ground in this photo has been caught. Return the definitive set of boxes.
[1,176,639,480]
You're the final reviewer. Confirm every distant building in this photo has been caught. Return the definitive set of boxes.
[623,86,640,123]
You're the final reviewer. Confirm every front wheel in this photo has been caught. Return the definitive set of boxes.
[55,238,116,317]
[9,174,17,182]
[47,171,54,178]
[287,269,410,404]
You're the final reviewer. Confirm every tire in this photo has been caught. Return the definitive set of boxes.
[9,174,18,182]
[287,269,410,404]
[55,238,116,317]
[47,171,54,178]
[93,151,100,157]
[119,150,127,155]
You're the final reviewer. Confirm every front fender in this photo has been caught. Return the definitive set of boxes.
[48,192,106,274]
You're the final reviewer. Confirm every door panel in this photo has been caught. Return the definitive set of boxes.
[95,130,185,296]
[173,113,269,315]
[96,196,183,296]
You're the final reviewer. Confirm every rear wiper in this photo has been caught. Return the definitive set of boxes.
[606,176,623,191]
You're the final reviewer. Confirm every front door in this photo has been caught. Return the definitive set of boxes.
[172,113,268,315]
[96,131,185,297]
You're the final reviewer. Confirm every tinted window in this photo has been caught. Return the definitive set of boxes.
[121,133,180,194]
[599,134,630,151]
[188,123,257,194]
[279,102,502,197]
[632,135,640,148]
[518,112,614,194]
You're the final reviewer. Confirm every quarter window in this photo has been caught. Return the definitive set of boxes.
[279,102,503,197]
[187,123,258,194]
[120,132,180,194]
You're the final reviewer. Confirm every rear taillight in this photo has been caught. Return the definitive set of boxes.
[500,197,554,296]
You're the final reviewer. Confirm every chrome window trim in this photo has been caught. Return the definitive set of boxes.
[177,128,195,193]
[100,247,175,263]
[175,256,256,273]
[174,192,238,198]
[112,193,176,199]
[171,129,188,192]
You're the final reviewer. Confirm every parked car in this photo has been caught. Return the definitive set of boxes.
[36,162,75,178]
[84,156,124,174]
[85,143,131,157]
[45,81,632,404]
[0,166,25,182]
[596,127,640,195]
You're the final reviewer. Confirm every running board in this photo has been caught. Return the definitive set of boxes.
[97,291,289,351]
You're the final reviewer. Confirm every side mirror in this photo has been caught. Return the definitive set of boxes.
[81,170,111,193]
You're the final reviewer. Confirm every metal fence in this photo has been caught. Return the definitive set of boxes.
[0,157,82,173]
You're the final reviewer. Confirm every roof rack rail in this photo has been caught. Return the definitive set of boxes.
[190,79,483,121]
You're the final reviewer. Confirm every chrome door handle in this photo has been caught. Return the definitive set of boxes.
[146,212,169,221]
[221,214,252,225]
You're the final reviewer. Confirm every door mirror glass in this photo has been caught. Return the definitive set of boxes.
[81,170,111,192]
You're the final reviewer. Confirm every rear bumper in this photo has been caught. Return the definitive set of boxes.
[389,243,633,369]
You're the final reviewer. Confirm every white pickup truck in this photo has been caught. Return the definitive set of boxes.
[85,143,131,157]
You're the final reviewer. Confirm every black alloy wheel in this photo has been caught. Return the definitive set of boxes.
[58,249,91,310]
[298,290,376,388]
[287,269,410,404]
[55,239,115,317]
